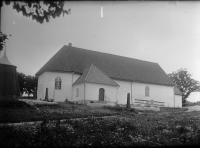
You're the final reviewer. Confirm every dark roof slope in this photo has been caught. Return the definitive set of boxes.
[0,50,13,66]
[73,64,119,87]
[36,45,175,86]
[174,86,182,95]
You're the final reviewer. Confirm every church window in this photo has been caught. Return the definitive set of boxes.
[76,88,79,97]
[55,76,61,89]
[145,86,149,97]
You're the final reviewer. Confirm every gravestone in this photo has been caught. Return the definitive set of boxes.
[126,93,131,109]
[45,88,48,101]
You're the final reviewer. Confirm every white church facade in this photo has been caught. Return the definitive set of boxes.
[36,44,182,107]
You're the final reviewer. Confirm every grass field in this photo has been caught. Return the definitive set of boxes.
[0,99,138,123]
[0,99,200,147]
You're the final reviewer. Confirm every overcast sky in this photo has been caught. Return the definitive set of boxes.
[1,1,200,102]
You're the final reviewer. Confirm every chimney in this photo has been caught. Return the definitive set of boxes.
[68,43,72,46]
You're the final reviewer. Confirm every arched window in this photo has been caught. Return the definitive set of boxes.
[55,76,61,89]
[145,86,149,97]
[76,88,79,97]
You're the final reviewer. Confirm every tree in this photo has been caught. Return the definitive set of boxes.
[17,72,38,97]
[1,1,71,24]
[17,72,26,96]
[0,32,11,51]
[168,68,200,104]
[24,75,38,97]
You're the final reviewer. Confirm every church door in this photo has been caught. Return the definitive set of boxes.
[99,88,105,101]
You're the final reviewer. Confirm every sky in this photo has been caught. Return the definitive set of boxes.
[1,1,200,102]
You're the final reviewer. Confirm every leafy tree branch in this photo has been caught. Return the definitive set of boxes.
[17,72,38,97]
[0,32,11,51]
[2,1,71,24]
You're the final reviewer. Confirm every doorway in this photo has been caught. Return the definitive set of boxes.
[99,88,105,101]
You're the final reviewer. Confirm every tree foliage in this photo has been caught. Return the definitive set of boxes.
[17,72,38,97]
[168,68,200,103]
[0,32,11,51]
[2,1,71,24]
[17,72,26,96]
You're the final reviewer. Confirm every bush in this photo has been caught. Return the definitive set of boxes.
[0,109,200,147]
[0,98,31,108]
[103,105,138,113]
[35,104,60,109]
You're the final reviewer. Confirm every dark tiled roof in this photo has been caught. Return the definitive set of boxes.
[73,64,119,87]
[36,45,175,86]
[174,86,182,95]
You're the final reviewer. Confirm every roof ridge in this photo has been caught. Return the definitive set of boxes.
[64,45,157,64]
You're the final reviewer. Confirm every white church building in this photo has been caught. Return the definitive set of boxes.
[35,44,182,107]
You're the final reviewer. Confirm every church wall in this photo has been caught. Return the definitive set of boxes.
[112,80,175,107]
[37,72,80,102]
[37,72,45,100]
[175,95,182,107]
[132,82,174,107]
[113,80,132,105]
[37,72,176,107]
[85,83,117,102]
[72,83,84,101]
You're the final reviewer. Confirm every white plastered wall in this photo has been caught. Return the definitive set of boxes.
[85,83,117,102]
[37,72,80,102]
[175,95,182,107]
[112,79,175,107]
[72,83,84,102]
[37,71,175,106]
[132,82,174,107]
[37,72,45,100]
[113,79,132,105]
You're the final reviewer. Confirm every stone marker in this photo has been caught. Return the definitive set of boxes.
[45,88,48,101]
[126,93,131,109]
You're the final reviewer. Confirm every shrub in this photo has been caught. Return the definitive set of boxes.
[103,105,138,113]
[0,110,200,147]
[0,98,31,108]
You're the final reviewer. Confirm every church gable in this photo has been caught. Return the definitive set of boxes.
[73,64,119,87]
[174,86,182,95]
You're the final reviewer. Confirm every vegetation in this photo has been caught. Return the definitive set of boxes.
[1,1,70,24]
[17,72,38,97]
[0,108,200,147]
[0,100,121,123]
[1,99,200,146]
[168,68,200,104]
[0,32,11,51]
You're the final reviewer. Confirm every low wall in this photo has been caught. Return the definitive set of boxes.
[160,107,188,112]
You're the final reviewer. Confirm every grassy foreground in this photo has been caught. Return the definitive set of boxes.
[0,99,137,123]
[0,99,200,147]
